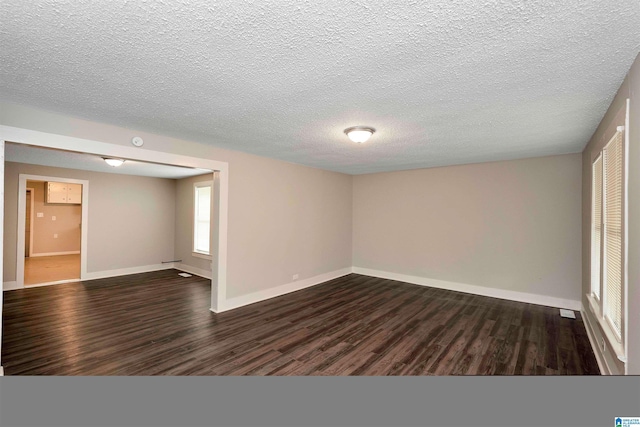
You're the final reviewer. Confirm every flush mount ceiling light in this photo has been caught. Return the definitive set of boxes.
[103,158,125,167]
[344,126,375,143]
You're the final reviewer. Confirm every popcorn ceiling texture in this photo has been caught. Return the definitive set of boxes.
[1,0,638,174]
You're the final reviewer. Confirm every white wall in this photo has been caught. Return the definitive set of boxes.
[353,153,583,305]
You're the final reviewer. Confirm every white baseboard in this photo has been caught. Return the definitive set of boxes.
[3,281,19,291]
[219,267,353,312]
[352,267,582,311]
[84,263,175,281]
[175,263,212,280]
[30,250,80,257]
[581,306,610,375]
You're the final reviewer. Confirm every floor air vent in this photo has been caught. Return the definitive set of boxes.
[559,309,576,319]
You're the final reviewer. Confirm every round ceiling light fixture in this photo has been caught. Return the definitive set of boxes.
[103,158,125,167]
[344,126,375,143]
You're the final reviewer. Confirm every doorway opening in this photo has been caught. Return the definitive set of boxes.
[23,180,83,286]
[17,174,88,287]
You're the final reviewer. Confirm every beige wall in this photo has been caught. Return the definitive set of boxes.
[27,180,81,255]
[226,154,353,298]
[582,53,639,374]
[353,153,583,301]
[4,162,176,281]
[175,173,216,275]
[0,103,354,298]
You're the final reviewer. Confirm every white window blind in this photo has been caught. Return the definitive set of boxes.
[591,155,602,300]
[603,131,623,337]
[588,104,629,363]
[194,184,212,255]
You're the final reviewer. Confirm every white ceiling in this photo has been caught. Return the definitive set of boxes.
[1,1,638,175]
[5,143,211,179]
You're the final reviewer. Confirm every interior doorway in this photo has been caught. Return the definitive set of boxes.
[16,174,88,288]
[22,180,82,286]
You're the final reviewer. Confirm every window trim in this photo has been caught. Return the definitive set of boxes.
[587,106,629,364]
[622,99,630,370]
[192,251,212,260]
[193,180,213,260]
[590,154,602,303]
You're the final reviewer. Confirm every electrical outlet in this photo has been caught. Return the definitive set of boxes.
[52,216,56,221]
[53,234,58,238]
[37,212,44,218]
[292,274,299,280]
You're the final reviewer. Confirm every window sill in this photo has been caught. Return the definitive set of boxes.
[192,252,212,261]
[586,293,601,317]
[586,293,626,363]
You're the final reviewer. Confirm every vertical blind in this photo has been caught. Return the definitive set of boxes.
[603,131,623,337]
[591,156,602,300]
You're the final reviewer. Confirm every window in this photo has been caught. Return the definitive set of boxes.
[193,181,213,257]
[589,125,627,361]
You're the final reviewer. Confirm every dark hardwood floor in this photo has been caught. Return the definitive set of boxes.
[1,270,599,375]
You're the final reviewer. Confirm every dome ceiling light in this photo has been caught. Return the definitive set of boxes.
[103,158,125,167]
[344,126,375,143]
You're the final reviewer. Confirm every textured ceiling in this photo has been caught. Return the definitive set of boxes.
[1,1,638,174]
[5,143,211,179]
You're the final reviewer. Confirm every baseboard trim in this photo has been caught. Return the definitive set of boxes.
[3,281,19,291]
[0,366,4,376]
[581,305,610,375]
[30,251,80,257]
[352,267,582,311]
[84,263,175,281]
[175,263,212,280]
[220,267,353,312]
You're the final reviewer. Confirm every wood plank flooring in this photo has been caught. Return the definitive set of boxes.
[1,270,599,375]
